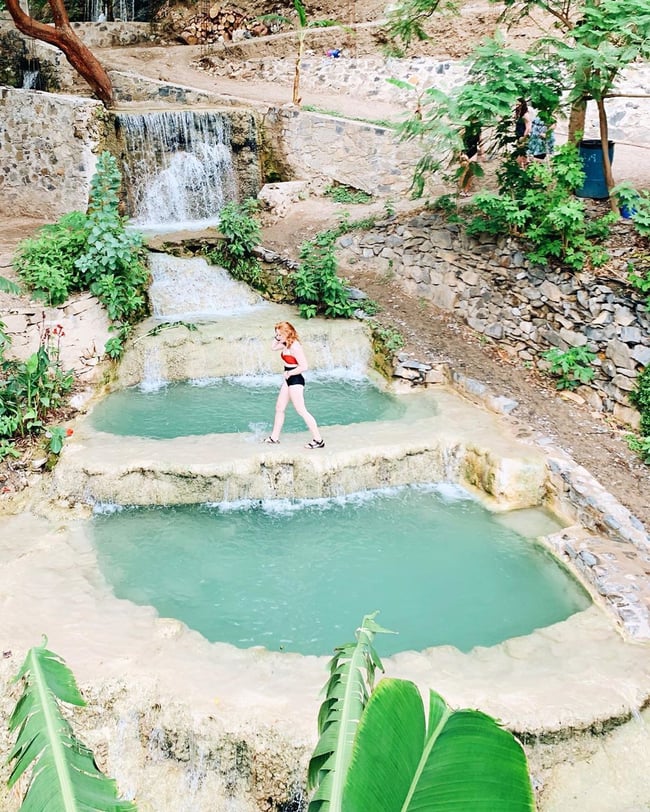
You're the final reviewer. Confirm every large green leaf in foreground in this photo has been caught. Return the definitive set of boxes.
[8,639,136,811]
[342,678,535,812]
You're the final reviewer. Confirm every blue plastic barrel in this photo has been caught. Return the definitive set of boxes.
[575,139,614,199]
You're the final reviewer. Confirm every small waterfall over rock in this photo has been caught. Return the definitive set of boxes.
[116,111,238,231]
[148,254,265,321]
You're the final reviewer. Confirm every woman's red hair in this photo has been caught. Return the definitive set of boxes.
[275,321,299,346]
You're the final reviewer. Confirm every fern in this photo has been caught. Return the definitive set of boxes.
[8,638,136,811]
[307,612,393,811]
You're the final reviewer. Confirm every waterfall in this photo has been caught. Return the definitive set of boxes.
[85,0,134,20]
[116,111,238,231]
[140,347,166,391]
[148,254,265,321]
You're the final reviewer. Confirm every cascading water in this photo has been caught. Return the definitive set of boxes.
[116,111,238,231]
[21,70,39,89]
[148,254,264,321]
[85,0,134,21]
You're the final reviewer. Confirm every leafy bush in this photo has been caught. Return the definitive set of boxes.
[293,230,356,319]
[465,145,614,270]
[210,199,262,287]
[13,211,90,306]
[542,345,596,390]
[13,152,149,329]
[626,433,650,464]
[324,184,373,205]
[0,320,74,443]
[630,365,650,436]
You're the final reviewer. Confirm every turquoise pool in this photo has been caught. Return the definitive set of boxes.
[92,485,590,656]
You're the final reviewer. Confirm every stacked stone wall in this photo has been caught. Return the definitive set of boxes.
[0,88,104,218]
[339,211,650,427]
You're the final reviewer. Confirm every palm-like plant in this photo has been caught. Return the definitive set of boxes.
[8,639,137,811]
[308,615,535,812]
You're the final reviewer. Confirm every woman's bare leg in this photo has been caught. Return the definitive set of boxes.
[289,385,322,441]
[270,383,290,440]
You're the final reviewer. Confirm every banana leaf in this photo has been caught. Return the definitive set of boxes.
[342,678,535,812]
[0,275,21,295]
[307,612,393,812]
[8,639,137,811]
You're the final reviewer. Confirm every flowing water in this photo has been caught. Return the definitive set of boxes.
[92,485,590,656]
[147,254,264,320]
[116,111,237,230]
[90,374,434,438]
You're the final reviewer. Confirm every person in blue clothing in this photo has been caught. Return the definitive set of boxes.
[263,321,325,449]
[527,113,556,162]
[514,98,532,167]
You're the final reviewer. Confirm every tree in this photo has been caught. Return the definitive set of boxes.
[494,0,650,205]
[259,0,342,105]
[4,0,114,106]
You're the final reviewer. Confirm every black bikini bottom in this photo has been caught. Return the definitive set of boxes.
[285,370,305,387]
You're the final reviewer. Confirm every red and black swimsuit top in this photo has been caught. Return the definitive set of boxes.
[281,351,298,367]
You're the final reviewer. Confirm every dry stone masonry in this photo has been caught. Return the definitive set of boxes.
[338,211,650,428]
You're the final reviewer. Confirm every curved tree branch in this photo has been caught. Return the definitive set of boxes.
[5,0,114,107]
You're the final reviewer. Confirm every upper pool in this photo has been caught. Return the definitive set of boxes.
[90,376,435,438]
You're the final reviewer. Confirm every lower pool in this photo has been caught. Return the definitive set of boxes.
[92,485,590,655]
[89,376,432,438]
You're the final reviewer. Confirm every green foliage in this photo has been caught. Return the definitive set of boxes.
[370,322,405,355]
[13,212,90,306]
[542,345,597,390]
[324,184,373,205]
[383,0,457,54]
[308,612,392,810]
[626,433,650,464]
[0,321,74,442]
[0,275,21,295]
[465,145,613,270]
[13,152,149,325]
[0,439,20,460]
[293,229,356,319]
[211,199,262,288]
[47,425,67,455]
[630,365,650,436]
[8,638,137,811]
[308,615,534,812]
[343,679,534,811]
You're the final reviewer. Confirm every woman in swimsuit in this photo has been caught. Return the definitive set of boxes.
[264,321,325,449]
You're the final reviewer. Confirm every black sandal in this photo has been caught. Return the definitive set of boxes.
[263,436,280,444]
[305,439,325,449]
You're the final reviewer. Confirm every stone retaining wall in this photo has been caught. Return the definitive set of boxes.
[338,211,650,427]
[0,88,104,218]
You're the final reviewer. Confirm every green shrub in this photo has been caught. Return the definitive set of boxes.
[630,365,650,436]
[13,211,89,306]
[324,184,373,205]
[210,199,262,287]
[542,345,597,390]
[465,145,614,270]
[293,230,356,319]
[13,152,149,326]
[0,321,74,442]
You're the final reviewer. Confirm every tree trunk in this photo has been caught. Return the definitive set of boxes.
[5,0,114,107]
[567,98,587,144]
[596,98,617,212]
